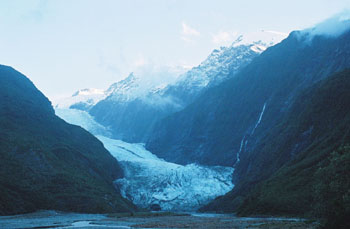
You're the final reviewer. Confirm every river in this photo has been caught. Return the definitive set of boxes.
[0,210,317,228]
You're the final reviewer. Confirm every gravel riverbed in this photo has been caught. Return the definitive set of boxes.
[0,211,318,228]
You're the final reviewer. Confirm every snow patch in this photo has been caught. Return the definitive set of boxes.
[54,88,106,110]
[73,88,105,96]
[250,44,267,53]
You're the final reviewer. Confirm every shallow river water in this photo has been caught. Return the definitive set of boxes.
[0,210,317,229]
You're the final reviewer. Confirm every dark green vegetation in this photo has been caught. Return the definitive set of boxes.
[147,30,350,167]
[203,69,350,228]
[0,65,136,215]
[146,29,350,227]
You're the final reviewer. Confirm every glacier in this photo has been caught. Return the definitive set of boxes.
[55,108,112,137]
[55,108,234,211]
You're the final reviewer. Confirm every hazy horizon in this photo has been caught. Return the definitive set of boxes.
[0,0,349,100]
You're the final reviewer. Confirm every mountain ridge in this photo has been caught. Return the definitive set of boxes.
[202,68,350,228]
[0,65,136,215]
[86,39,278,143]
[146,29,350,167]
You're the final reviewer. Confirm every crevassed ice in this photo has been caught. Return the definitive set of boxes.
[55,108,234,211]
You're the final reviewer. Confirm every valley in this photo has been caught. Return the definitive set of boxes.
[0,4,349,228]
[0,210,317,228]
[56,108,234,211]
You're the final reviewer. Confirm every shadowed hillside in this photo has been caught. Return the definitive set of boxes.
[0,65,136,215]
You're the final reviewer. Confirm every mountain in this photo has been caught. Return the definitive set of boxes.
[56,65,184,113]
[0,65,135,215]
[56,108,234,211]
[146,28,350,167]
[88,38,277,142]
[89,72,181,142]
[202,69,350,228]
[55,88,106,111]
[162,37,275,106]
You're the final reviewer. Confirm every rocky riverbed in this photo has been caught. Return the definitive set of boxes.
[0,211,319,228]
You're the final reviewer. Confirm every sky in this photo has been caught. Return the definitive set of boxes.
[0,0,349,100]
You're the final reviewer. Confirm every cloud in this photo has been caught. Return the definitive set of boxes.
[133,54,147,67]
[212,31,238,45]
[261,30,289,36]
[181,22,200,42]
[182,22,200,36]
[133,64,182,86]
[299,10,350,40]
[180,36,194,43]
[20,0,48,23]
[141,94,184,109]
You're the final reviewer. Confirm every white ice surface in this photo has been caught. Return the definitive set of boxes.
[55,108,112,137]
[55,108,234,211]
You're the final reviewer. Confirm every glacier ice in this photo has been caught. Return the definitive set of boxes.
[55,108,112,137]
[55,108,234,211]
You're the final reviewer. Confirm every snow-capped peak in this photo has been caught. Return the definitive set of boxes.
[72,88,105,97]
[56,31,287,110]
[105,67,182,103]
[55,88,107,110]
[56,65,184,109]
[54,73,143,110]
[105,72,152,102]
[164,36,279,97]
[106,72,139,96]
[162,30,288,100]
[232,30,288,48]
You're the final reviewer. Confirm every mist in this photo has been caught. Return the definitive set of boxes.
[301,10,350,39]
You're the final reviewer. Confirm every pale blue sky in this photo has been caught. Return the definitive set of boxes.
[0,0,349,99]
